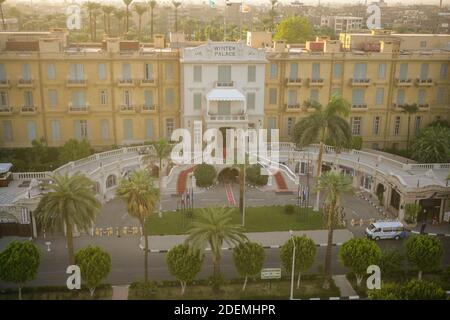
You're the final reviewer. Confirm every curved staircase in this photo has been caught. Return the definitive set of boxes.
[176,166,196,195]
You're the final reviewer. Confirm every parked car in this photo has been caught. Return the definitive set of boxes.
[365,221,407,241]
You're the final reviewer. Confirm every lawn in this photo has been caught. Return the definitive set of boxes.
[146,206,325,235]
[128,276,340,300]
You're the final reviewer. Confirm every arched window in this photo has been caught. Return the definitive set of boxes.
[106,175,117,189]
[93,181,101,194]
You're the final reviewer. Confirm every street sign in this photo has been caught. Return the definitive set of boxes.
[261,268,281,280]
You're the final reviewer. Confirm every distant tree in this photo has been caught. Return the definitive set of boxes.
[149,0,157,39]
[0,0,6,30]
[166,244,203,295]
[233,242,266,291]
[173,1,182,32]
[268,0,278,32]
[58,139,92,164]
[102,5,115,35]
[410,125,450,163]
[0,241,41,300]
[339,238,381,287]
[123,0,134,33]
[399,103,419,151]
[113,9,126,36]
[274,16,314,44]
[315,26,336,40]
[405,235,443,280]
[84,2,99,41]
[280,235,316,289]
[75,246,112,297]
[133,3,147,41]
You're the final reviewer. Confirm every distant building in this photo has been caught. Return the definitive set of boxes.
[321,16,363,34]
[0,18,19,32]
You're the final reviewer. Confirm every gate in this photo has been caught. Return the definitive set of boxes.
[0,223,33,238]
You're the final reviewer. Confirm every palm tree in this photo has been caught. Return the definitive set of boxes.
[116,170,159,282]
[123,0,134,34]
[133,3,147,41]
[84,2,98,41]
[316,171,353,287]
[102,5,115,35]
[173,1,181,32]
[185,207,248,291]
[399,103,419,152]
[34,173,101,265]
[410,125,450,163]
[113,9,126,36]
[91,3,102,41]
[149,0,157,39]
[151,139,172,217]
[291,96,352,212]
[269,0,278,32]
[0,0,7,30]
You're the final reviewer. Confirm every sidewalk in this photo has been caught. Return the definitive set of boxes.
[139,229,354,252]
[408,221,450,237]
[332,275,357,297]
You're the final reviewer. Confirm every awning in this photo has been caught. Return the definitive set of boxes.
[206,88,245,102]
[0,163,12,174]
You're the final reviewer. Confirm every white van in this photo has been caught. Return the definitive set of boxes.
[365,221,407,241]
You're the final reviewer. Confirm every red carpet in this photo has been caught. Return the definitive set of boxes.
[274,171,288,190]
[176,166,196,195]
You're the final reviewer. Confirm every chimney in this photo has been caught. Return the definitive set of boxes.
[273,40,286,52]
[154,34,165,49]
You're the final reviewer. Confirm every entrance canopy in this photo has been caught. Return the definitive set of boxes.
[206,88,245,101]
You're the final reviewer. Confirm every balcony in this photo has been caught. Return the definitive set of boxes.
[351,104,368,110]
[68,104,89,114]
[415,78,433,87]
[392,103,409,109]
[0,79,11,88]
[0,106,13,115]
[308,78,324,87]
[119,105,137,113]
[418,103,429,108]
[215,81,234,88]
[350,78,371,87]
[284,103,301,111]
[117,79,135,87]
[66,79,87,87]
[395,78,412,87]
[20,106,37,115]
[285,78,303,86]
[206,113,248,123]
[140,79,157,87]
[17,79,34,88]
[141,104,157,113]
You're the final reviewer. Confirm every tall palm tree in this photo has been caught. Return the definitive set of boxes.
[123,0,134,34]
[316,171,353,287]
[399,103,419,152]
[116,170,159,282]
[173,1,181,32]
[185,207,248,291]
[152,139,172,217]
[269,0,278,32]
[0,0,7,31]
[149,0,157,39]
[102,5,115,35]
[84,2,98,41]
[91,3,102,41]
[113,9,126,36]
[134,3,148,41]
[34,173,101,265]
[291,96,352,212]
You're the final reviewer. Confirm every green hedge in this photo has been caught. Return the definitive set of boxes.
[194,164,217,188]
[246,164,269,186]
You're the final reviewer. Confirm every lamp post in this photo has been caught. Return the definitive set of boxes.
[289,230,296,300]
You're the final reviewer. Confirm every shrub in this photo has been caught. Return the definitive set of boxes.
[284,204,295,215]
[379,249,405,277]
[246,164,269,186]
[129,281,157,299]
[194,164,217,188]
[400,279,446,300]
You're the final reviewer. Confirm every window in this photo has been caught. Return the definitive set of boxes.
[440,63,448,80]
[122,63,131,80]
[123,90,132,106]
[218,65,231,82]
[420,40,427,48]
[375,88,384,106]
[286,117,295,136]
[101,119,109,140]
[100,89,108,105]
[396,89,405,105]
[193,93,202,110]
[267,117,277,130]
[69,63,84,80]
[269,88,277,105]
[27,121,36,141]
[333,63,342,79]
[351,117,362,135]
[247,92,255,110]
[414,116,422,134]
[2,120,12,142]
[351,89,365,106]
[21,208,30,224]
[373,116,380,135]
[399,63,408,80]
[193,65,202,82]
[22,63,31,80]
[47,64,56,80]
[310,89,319,102]
[145,118,153,140]
[420,63,429,80]
[51,120,61,141]
[353,63,367,80]
[24,91,33,106]
[437,87,445,104]
[75,120,88,139]
[165,62,174,80]
[378,63,386,79]
[418,89,426,105]
[106,175,116,188]
[0,64,6,81]
[165,88,174,107]
[287,90,297,106]
[311,63,320,80]
[394,116,401,135]
[247,65,256,82]
[270,63,278,79]
[48,89,58,108]
[166,118,174,139]
[71,91,86,107]
[218,101,231,115]
[123,119,133,140]
[289,63,298,80]
[98,63,107,80]
[0,91,8,106]
[144,90,153,108]
[144,63,153,80]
